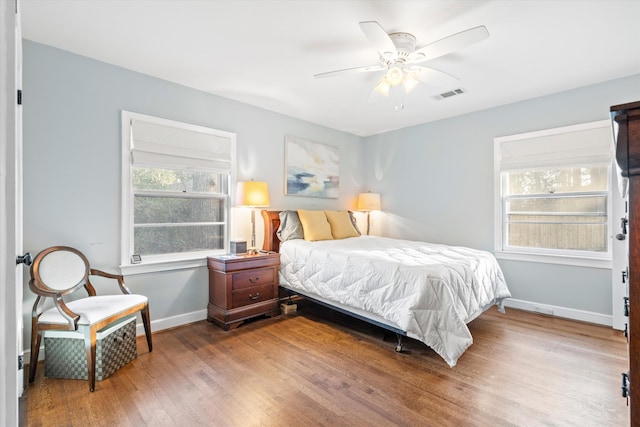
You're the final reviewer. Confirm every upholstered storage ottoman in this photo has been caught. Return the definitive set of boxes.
[44,315,137,381]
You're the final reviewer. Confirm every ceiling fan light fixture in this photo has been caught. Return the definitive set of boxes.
[402,72,420,93]
[374,76,391,96]
[315,21,489,109]
[386,66,404,86]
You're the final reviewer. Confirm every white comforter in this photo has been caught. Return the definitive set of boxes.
[279,236,511,367]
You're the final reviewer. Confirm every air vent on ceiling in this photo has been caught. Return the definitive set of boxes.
[434,88,465,100]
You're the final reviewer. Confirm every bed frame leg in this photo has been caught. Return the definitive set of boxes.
[395,333,403,352]
[286,292,295,305]
[282,289,296,304]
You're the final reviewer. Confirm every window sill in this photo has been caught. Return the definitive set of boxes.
[494,250,612,269]
[120,251,225,275]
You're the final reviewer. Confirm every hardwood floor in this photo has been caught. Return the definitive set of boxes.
[21,300,629,426]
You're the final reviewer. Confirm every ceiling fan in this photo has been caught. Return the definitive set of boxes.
[314,21,489,106]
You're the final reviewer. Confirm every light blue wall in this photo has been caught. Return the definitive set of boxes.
[362,73,640,316]
[22,38,640,352]
[21,41,363,349]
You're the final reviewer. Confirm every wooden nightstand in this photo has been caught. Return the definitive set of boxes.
[207,252,280,330]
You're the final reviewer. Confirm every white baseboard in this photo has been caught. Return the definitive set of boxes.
[26,309,208,363]
[503,298,612,327]
[134,309,207,337]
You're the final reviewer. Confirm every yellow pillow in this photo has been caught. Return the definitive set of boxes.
[324,210,360,239]
[297,210,334,241]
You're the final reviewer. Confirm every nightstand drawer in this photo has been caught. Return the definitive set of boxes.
[232,284,274,308]
[232,268,274,290]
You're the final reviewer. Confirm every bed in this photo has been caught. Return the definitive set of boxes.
[261,210,511,367]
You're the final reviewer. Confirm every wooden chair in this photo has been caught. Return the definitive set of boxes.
[28,246,152,392]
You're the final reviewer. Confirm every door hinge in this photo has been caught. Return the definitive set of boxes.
[622,371,630,405]
[17,89,22,105]
[18,354,23,370]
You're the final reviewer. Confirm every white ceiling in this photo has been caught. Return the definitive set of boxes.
[20,0,640,137]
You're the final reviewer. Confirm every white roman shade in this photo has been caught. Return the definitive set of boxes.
[130,119,233,173]
[498,124,613,172]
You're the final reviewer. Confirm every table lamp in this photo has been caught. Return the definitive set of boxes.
[236,180,270,254]
[357,191,381,235]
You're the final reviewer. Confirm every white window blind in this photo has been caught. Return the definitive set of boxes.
[494,120,614,267]
[498,124,613,171]
[121,111,236,274]
[130,119,233,173]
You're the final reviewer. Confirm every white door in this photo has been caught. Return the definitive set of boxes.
[1,1,23,425]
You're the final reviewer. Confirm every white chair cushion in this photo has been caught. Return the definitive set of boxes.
[38,294,148,326]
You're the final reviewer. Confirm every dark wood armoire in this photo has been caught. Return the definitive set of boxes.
[612,100,640,425]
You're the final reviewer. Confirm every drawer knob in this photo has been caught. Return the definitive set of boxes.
[249,292,261,300]
[249,276,260,284]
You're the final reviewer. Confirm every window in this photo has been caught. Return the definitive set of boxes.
[494,120,613,266]
[121,111,236,273]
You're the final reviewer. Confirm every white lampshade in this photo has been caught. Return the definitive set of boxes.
[374,76,391,96]
[236,181,270,207]
[386,66,404,86]
[357,192,381,211]
[402,72,420,93]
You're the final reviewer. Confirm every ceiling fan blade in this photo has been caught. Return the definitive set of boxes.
[409,66,460,88]
[359,21,397,58]
[314,64,385,79]
[407,25,489,64]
